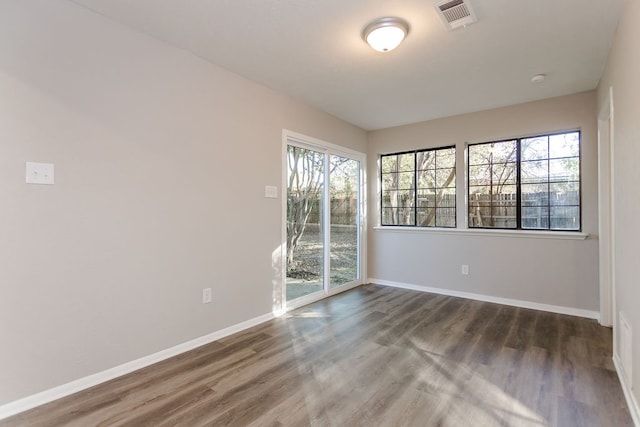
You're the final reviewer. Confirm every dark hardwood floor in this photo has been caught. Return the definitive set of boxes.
[1,284,633,426]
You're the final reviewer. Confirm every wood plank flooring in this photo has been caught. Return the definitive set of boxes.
[1,284,633,426]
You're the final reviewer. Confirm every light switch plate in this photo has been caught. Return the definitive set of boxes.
[202,288,212,304]
[26,162,55,185]
[264,185,278,198]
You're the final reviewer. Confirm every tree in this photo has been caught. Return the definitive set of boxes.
[286,146,323,270]
[286,146,350,272]
[468,141,518,227]
[381,148,456,226]
[381,152,415,224]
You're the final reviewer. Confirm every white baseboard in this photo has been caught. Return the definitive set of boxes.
[614,353,640,426]
[0,312,275,421]
[368,278,600,320]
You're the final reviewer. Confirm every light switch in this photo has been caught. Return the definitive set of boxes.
[26,162,55,185]
[264,185,278,198]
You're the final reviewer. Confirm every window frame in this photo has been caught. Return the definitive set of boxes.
[467,130,582,232]
[380,145,456,228]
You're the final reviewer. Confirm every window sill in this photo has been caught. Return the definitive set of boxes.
[373,226,589,240]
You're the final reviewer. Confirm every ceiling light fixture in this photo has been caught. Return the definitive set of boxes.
[362,17,410,53]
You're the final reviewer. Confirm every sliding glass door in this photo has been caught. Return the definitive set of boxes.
[285,138,363,305]
[329,155,360,289]
[285,145,325,301]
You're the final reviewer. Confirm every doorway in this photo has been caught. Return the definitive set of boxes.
[283,132,365,308]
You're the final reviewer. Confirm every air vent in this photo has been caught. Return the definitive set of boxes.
[436,0,477,30]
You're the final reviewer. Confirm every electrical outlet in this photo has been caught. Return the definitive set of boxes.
[461,265,469,275]
[202,288,212,304]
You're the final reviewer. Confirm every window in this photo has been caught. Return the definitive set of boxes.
[381,147,456,227]
[468,131,580,231]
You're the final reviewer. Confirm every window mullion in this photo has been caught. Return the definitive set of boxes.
[413,151,418,226]
[516,139,522,230]
[547,138,551,229]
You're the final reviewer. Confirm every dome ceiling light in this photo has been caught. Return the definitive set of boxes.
[362,17,410,53]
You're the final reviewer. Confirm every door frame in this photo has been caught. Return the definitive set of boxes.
[597,86,615,329]
[280,130,367,312]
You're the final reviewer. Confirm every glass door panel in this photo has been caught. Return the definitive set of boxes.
[286,145,325,301]
[329,155,360,289]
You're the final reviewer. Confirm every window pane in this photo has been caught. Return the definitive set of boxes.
[521,183,549,207]
[468,164,491,186]
[521,160,548,184]
[416,207,456,227]
[382,189,398,206]
[381,156,397,173]
[396,171,415,189]
[550,182,580,206]
[286,145,324,300]
[490,184,517,202]
[468,145,488,166]
[469,181,516,229]
[468,163,516,187]
[522,207,550,229]
[519,132,580,231]
[436,167,455,188]
[417,189,436,208]
[395,208,415,225]
[382,207,394,224]
[436,208,456,227]
[381,172,398,191]
[502,217,517,228]
[416,151,436,170]
[330,156,359,289]
[549,132,580,158]
[383,207,416,225]
[468,140,517,165]
[550,158,579,182]
[396,189,414,207]
[417,169,436,189]
[437,149,456,168]
[416,189,455,209]
[521,136,548,161]
[416,208,434,226]
[491,141,518,162]
[437,188,456,208]
[397,153,415,172]
[493,162,517,184]
[551,206,580,230]
[381,152,416,226]
[469,185,517,203]
[468,204,516,228]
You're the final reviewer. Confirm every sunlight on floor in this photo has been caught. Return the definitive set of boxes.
[282,303,550,425]
[284,310,330,319]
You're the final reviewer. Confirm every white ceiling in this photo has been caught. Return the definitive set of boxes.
[70,0,624,131]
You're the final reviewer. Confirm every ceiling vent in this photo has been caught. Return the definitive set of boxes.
[435,0,477,30]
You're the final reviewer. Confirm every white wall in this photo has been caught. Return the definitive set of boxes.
[0,0,366,405]
[598,0,640,416]
[367,92,599,312]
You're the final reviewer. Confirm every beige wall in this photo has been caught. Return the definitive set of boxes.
[598,0,640,413]
[0,1,366,405]
[367,92,599,311]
